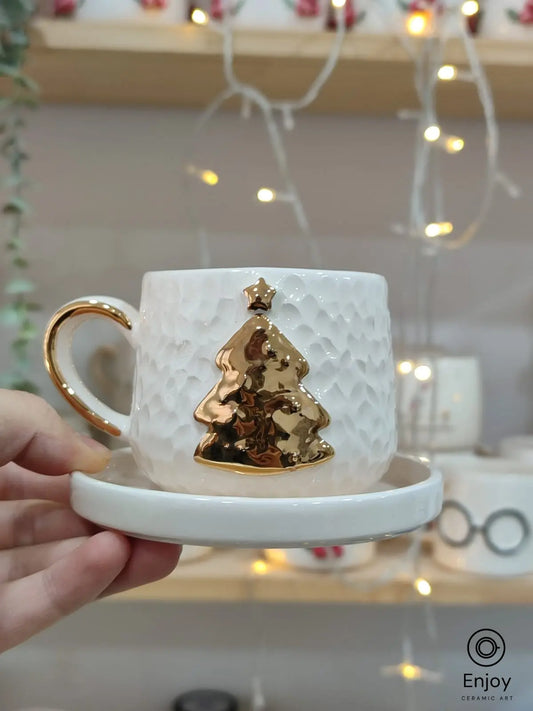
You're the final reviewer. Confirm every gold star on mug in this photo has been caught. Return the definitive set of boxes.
[243,278,277,312]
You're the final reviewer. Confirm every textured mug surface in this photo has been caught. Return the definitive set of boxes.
[45,267,396,497]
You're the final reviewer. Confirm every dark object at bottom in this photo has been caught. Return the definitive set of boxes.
[172,689,239,711]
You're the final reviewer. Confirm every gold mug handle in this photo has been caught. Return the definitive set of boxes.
[43,297,139,437]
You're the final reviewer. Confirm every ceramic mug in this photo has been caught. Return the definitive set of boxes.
[44,267,396,497]
[74,0,185,22]
[396,352,482,453]
[264,542,376,570]
[481,0,533,39]
[433,458,533,576]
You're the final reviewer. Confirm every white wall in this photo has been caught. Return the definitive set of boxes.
[2,600,533,711]
[1,105,532,444]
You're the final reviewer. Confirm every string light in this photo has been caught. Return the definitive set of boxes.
[397,360,414,375]
[251,559,269,575]
[191,8,209,25]
[461,0,479,16]
[414,364,432,381]
[437,64,458,81]
[424,221,453,238]
[401,663,422,681]
[414,577,432,596]
[331,0,346,7]
[200,169,219,186]
[257,188,276,203]
[445,136,465,154]
[406,11,430,36]
[423,125,441,142]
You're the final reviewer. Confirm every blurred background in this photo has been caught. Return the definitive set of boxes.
[1,1,533,709]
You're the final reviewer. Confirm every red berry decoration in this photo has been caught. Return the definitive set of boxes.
[54,0,77,16]
[211,0,225,19]
[327,0,356,29]
[331,546,344,558]
[141,0,167,8]
[311,547,328,560]
[520,0,533,23]
[296,0,320,17]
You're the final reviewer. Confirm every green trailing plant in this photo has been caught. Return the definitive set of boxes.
[0,0,39,393]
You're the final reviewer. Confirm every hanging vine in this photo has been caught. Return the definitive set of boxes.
[0,0,39,393]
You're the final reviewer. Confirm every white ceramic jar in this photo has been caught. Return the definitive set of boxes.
[396,352,482,453]
[264,542,376,570]
[75,0,186,22]
[481,0,533,39]
[433,458,533,576]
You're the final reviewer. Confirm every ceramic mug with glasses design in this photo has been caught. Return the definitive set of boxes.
[44,267,396,498]
[433,458,533,576]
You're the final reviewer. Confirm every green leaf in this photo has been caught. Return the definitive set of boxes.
[12,255,29,268]
[506,9,520,22]
[0,62,20,78]
[19,320,37,339]
[3,196,29,214]
[7,30,29,48]
[0,303,22,326]
[4,277,35,294]
[10,379,39,394]
[25,301,41,312]
[14,74,38,93]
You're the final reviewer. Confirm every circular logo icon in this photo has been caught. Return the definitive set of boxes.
[467,629,506,667]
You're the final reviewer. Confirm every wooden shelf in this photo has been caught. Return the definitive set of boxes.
[26,19,533,118]
[110,540,533,605]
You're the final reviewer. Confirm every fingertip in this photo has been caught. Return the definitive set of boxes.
[72,435,111,474]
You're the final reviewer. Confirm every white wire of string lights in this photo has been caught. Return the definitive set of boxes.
[184,0,349,269]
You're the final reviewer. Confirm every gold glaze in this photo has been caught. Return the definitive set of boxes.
[43,300,132,436]
[194,312,334,475]
[243,277,277,311]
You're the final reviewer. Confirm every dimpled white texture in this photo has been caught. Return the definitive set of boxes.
[128,268,396,497]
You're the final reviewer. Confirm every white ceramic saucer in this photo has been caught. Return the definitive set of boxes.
[71,449,442,548]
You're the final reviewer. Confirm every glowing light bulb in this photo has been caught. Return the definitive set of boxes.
[445,136,465,153]
[252,559,268,575]
[438,64,458,81]
[414,365,432,382]
[406,11,429,36]
[257,187,276,203]
[401,663,422,681]
[439,221,454,235]
[191,8,209,24]
[331,0,346,7]
[414,577,432,596]
[424,125,441,142]
[425,223,441,238]
[397,360,414,375]
[200,169,219,186]
[461,0,479,16]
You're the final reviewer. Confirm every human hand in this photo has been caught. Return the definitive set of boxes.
[0,389,181,653]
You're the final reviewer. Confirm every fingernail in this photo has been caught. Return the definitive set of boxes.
[76,434,111,472]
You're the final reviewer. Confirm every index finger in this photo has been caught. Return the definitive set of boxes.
[0,390,110,476]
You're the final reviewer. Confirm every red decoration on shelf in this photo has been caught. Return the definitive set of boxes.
[326,0,356,29]
[53,0,77,16]
[141,0,167,7]
[408,0,440,11]
[296,0,321,17]
[520,0,533,23]
[311,546,345,560]
[211,0,225,20]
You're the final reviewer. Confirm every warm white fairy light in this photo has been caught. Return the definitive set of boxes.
[406,11,430,36]
[251,559,269,575]
[257,187,276,203]
[424,125,441,142]
[191,8,209,25]
[414,577,432,596]
[331,0,346,7]
[397,360,414,375]
[461,0,479,16]
[414,364,432,382]
[200,169,219,186]
[424,221,453,238]
[437,64,458,81]
[445,136,465,154]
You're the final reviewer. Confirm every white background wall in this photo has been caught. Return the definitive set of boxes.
[1,105,533,710]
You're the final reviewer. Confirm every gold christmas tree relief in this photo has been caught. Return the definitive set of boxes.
[193,278,334,475]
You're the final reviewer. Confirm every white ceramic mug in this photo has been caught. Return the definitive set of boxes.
[75,0,185,22]
[264,542,376,570]
[481,0,533,39]
[433,458,533,576]
[396,352,482,453]
[44,267,396,497]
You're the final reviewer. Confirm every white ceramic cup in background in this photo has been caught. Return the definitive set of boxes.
[75,0,186,22]
[264,542,376,570]
[210,0,326,30]
[44,268,396,498]
[481,0,533,39]
[433,458,533,576]
[499,436,533,464]
[396,352,482,453]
